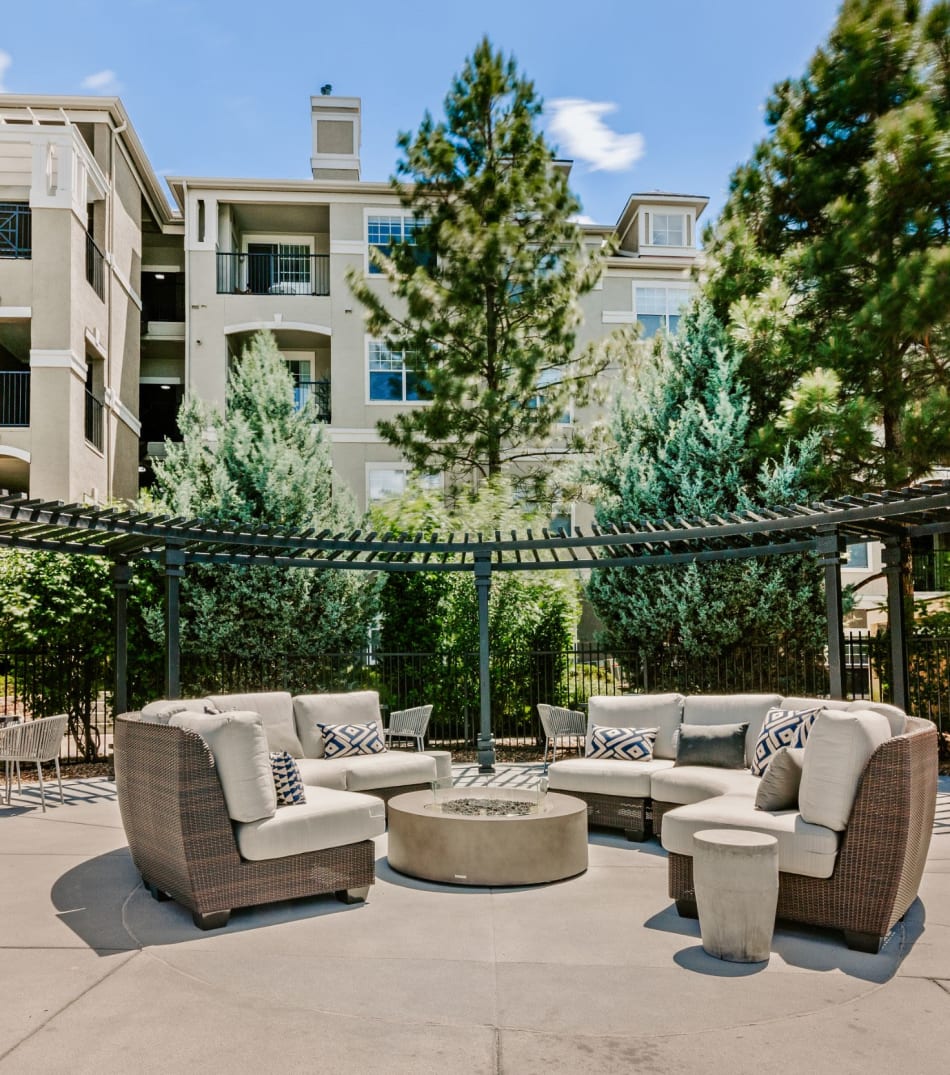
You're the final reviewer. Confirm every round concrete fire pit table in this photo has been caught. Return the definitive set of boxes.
[387,787,588,886]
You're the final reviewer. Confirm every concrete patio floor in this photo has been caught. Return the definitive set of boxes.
[2,767,949,1074]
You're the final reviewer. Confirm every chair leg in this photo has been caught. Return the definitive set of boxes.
[36,762,46,812]
[15,760,21,794]
[54,757,64,805]
[4,760,10,805]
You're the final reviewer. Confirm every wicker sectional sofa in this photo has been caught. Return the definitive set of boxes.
[115,690,447,929]
[548,693,938,952]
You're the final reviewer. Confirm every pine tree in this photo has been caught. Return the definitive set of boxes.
[705,0,950,492]
[346,37,608,486]
[586,301,824,659]
[149,332,378,664]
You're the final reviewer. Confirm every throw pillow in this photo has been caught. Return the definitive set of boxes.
[750,706,821,776]
[270,751,307,806]
[674,722,748,769]
[587,724,657,761]
[755,746,805,811]
[318,722,386,759]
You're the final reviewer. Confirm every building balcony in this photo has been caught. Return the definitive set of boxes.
[216,252,330,296]
[0,370,29,426]
[84,390,103,451]
[86,233,105,300]
[295,379,330,423]
[0,203,31,259]
[912,550,950,593]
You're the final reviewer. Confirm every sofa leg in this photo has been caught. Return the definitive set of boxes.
[192,909,231,930]
[675,898,699,920]
[336,886,370,905]
[145,880,171,902]
[843,930,884,954]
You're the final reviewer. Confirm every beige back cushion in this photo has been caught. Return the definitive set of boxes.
[798,708,892,831]
[293,691,383,758]
[780,697,906,738]
[587,694,684,759]
[209,691,303,757]
[140,698,212,724]
[682,694,782,767]
[170,711,277,823]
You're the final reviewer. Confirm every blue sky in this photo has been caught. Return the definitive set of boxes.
[1,0,841,231]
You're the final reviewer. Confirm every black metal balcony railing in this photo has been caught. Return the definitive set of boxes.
[0,370,30,426]
[84,390,103,450]
[216,252,330,296]
[86,233,105,300]
[294,379,331,423]
[913,550,950,593]
[0,203,31,259]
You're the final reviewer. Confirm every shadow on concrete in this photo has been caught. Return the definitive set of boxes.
[644,898,926,983]
[51,847,378,955]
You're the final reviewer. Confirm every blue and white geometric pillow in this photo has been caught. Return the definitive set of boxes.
[269,751,307,806]
[318,722,387,759]
[751,707,822,777]
[587,724,657,761]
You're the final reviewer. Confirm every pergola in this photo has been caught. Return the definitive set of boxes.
[2,481,950,770]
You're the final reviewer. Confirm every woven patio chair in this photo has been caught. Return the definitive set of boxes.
[0,713,69,812]
[537,704,587,766]
[384,705,434,751]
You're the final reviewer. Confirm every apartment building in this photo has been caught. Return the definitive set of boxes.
[0,93,705,517]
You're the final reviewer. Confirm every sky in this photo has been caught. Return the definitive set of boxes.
[0,0,843,231]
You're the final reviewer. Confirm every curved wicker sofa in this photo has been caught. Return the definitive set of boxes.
[114,714,378,930]
[549,694,938,952]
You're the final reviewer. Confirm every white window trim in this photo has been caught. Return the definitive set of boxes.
[365,462,444,504]
[363,207,427,276]
[638,208,696,254]
[365,336,431,407]
[632,282,693,336]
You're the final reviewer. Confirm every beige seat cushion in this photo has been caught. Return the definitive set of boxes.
[660,794,840,879]
[799,709,892,831]
[170,711,276,823]
[649,765,760,806]
[549,757,675,798]
[234,786,386,861]
[587,694,684,760]
[293,691,383,758]
[209,691,303,758]
[295,757,352,791]
[342,751,437,792]
[683,694,782,767]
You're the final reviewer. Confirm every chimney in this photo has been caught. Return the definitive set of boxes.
[310,95,361,181]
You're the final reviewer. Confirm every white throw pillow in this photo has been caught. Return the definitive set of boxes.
[170,710,277,823]
[798,708,891,831]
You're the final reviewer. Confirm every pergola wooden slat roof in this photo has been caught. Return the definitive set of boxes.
[3,480,950,771]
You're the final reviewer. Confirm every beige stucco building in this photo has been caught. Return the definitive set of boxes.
[0,92,706,520]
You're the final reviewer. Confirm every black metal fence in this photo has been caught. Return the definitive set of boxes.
[85,233,105,299]
[3,634,948,761]
[0,202,31,258]
[0,370,30,426]
[216,252,330,296]
[84,390,103,450]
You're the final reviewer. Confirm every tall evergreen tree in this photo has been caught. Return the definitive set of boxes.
[587,301,824,659]
[705,0,950,492]
[149,332,378,664]
[347,37,608,485]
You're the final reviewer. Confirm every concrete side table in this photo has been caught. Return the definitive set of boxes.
[692,829,779,963]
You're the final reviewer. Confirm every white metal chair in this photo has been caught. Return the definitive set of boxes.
[537,704,587,767]
[0,714,69,811]
[384,705,434,751]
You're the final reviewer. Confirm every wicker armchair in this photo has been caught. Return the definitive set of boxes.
[537,704,587,766]
[0,714,69,811]
[666,716,938,953]
[114,714,375,930]
[384,705,433,751]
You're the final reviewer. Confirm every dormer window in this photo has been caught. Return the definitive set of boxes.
[650,213,685,247]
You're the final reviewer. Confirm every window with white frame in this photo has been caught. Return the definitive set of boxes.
[366,214,430,274]
[634,286,690,337]
[368,341,431,402]
[650,213,686,247]
[529,367,572,424]
[243,239,314,294]
[844,543,869,569]
[367,465,443,503]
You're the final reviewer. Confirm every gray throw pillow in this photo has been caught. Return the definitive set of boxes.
[674,722,748,769]
[755,746,805,811]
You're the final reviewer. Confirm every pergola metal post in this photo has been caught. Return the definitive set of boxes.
[164,542,185,699]
[474,551,495,773]
[816,528,846,699]
[882,537,910,712]
[112,557,130,715]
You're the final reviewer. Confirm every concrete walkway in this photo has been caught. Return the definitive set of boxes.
[1,770,948,1074]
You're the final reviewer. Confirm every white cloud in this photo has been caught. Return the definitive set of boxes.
[81,69,121,93]
[548,99,645,173]
[0,51,12,93]
[570,214,597,225]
